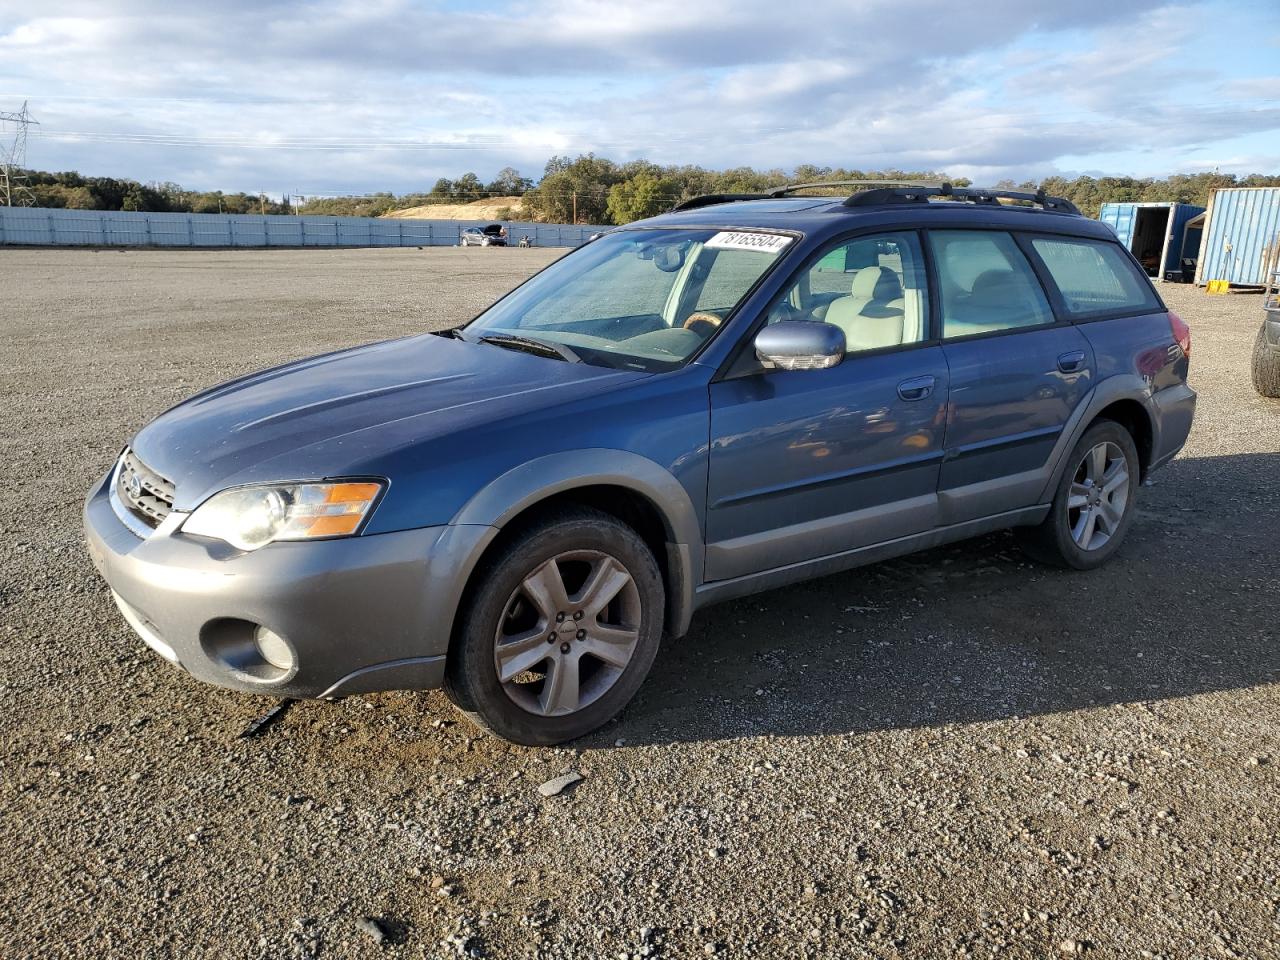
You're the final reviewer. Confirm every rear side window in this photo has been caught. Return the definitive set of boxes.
[1030,237,1160,316]
[929,231,1054,338]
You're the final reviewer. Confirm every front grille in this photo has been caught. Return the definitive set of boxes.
[116,449,176,528]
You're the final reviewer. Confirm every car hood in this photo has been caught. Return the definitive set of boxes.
[130,333,647,510]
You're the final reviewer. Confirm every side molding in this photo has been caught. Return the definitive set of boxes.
[451,449,704,637]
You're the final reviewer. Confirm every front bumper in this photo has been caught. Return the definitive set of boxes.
[83,470,492,699]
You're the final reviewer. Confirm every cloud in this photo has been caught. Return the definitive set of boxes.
[0,0,1277,193]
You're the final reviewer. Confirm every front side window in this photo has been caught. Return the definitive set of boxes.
[1031,237,1160,316]
[929,230,1054,338]
[764,232,929,354]
[465,228,790,370]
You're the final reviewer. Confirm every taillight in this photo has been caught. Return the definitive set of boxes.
[1169,311,1191,359]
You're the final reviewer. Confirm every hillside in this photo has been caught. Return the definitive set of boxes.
[381,197,526,221]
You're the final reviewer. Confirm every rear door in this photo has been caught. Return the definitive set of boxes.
[928,229,1094,524]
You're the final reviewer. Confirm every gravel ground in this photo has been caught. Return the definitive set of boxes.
[1,248,1278,960]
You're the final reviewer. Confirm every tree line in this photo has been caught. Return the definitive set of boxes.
[18,169,296,215]
[14,158,1280,224]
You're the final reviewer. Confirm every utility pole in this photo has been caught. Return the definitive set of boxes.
[0,100,38,207]
[572,190,577,225]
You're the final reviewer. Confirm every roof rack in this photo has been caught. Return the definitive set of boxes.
[671,179,943,212]
[844,182,1081,215]
[670,179,1080,216]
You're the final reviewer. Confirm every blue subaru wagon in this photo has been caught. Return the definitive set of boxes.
[84,183,1196,745]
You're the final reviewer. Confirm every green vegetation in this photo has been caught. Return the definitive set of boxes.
[15,160,1280,224]
[20,170,296,215]
[994,172,1280,219]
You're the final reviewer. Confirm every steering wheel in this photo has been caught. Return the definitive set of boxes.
[682,311,724,337]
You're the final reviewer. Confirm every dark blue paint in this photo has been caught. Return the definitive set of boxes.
[939,325,1094,498]
[708,346,949,537]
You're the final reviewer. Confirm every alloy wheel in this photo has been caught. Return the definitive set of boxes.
[493,550,642,716]
[1067,440,1130,551]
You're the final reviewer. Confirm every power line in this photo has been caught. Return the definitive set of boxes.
[0,100,38,207]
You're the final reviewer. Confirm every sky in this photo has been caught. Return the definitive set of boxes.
[1,0,1278,197]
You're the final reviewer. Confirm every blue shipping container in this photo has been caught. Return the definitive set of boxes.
[1098,201,1205,281]
[1194,187,1280,287]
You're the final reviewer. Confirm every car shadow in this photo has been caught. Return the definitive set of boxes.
[587,451,1280,749]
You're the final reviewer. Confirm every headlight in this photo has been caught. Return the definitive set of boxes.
[182,481,383,552]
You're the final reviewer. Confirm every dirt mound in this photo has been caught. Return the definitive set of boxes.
[382,197,527,221]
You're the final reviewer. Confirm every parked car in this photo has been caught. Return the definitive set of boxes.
[460,224,507,247]
[84,183,1196,746]
[1252,270,1280,397]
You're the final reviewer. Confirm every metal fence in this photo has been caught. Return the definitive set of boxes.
[0,206,604,249]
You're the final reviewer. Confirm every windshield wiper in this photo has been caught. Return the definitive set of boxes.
[478,333,581,363]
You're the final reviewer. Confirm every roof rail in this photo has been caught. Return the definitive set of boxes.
[767,179,944,197]
[671,179,944,212]
[670,192,768,212]
[845,182,1081,215]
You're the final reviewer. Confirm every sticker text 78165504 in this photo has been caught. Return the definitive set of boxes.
[704,232,793,254]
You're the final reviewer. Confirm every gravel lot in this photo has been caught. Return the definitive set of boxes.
[2,248,1278,960]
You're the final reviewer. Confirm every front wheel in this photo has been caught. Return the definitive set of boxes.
[1015,420,1139,570]
[444,507,664,745]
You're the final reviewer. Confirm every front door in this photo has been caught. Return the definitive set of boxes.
[705,231,949,582]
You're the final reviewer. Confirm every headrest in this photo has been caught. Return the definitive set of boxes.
[850,265,903,302]
[969,269,1022,305]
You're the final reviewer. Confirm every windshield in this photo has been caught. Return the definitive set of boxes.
[463,227,793,370]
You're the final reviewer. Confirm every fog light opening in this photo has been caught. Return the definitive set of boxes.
[200,618,296,682]
[253,626,295,671]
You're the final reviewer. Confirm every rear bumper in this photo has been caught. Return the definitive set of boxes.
[83,470,493,699]
[1149,382,1197,472]
[1263,311,1280,351]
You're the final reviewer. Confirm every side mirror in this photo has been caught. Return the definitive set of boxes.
[754,321,845,370]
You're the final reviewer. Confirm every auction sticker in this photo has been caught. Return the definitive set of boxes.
[705,232,793,254]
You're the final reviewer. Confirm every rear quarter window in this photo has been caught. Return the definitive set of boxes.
[1030,237,1160,316]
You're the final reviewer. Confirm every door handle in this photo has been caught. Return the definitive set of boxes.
[1057,350,1087,374]
[897,375,936,401]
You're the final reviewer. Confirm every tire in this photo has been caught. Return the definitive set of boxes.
[1252,324,1280,398]
[443,507,664,746]
[1015,419,1140,570]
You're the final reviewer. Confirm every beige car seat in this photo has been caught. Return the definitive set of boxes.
[823,266,906,351]
[944,268,1048,336]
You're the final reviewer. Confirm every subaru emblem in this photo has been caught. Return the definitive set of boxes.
[127,472,143,500]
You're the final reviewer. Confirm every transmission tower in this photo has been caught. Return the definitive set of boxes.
[0,101,38,207]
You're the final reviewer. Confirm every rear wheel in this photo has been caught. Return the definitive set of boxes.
[1252,324,1280,398]
[1015,420,1139,570]
[444,507,664,745]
